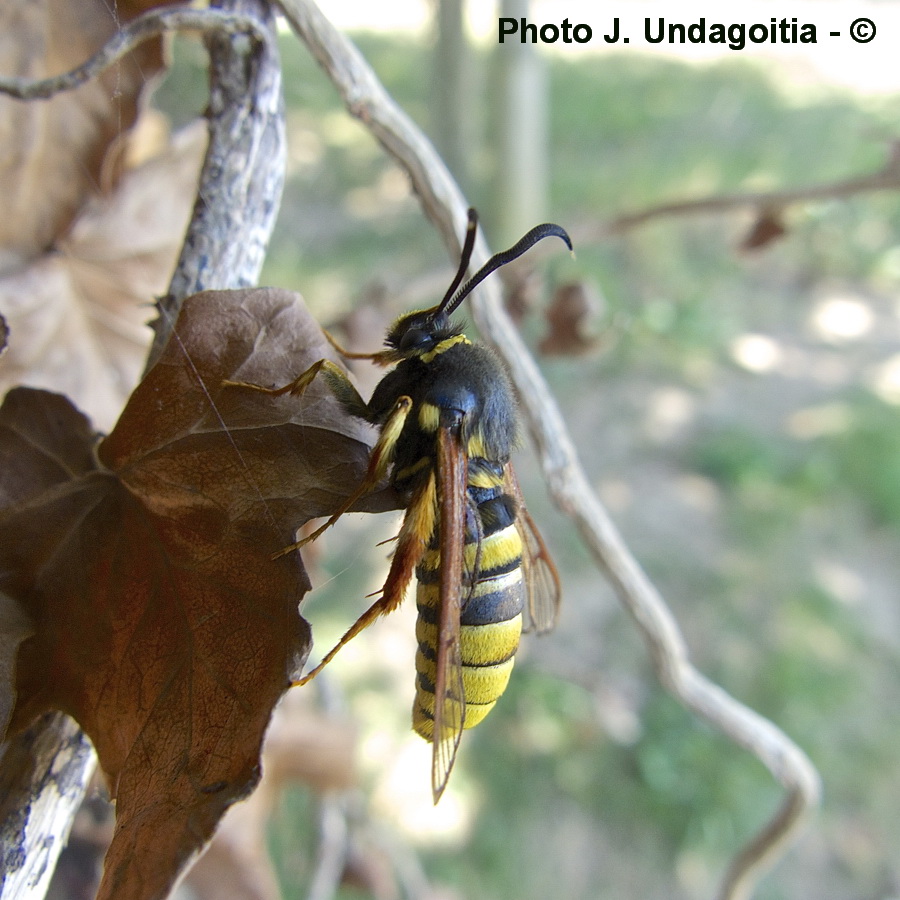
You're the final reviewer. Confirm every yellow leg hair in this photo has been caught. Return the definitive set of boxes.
[273,395,413,558]
[294,467,436,686]
[224,358,351,398]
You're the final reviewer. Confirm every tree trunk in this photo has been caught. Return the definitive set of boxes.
[430,0,472,191]
[489,0,548,244]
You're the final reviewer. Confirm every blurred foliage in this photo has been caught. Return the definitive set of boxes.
[690,394,900,531]
[152,24,900,900]
[825,395,900,527]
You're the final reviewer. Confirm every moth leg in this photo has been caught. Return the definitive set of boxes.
[295,468,437,686]
[322,330,398,368]
[224,359,370,420]
[321,329,380,362]
[273,394,413,557]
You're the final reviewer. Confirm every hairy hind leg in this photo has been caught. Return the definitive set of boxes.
[294,466,436,685]
[273,394,414,557]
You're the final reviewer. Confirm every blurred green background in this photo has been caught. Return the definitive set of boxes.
[156,11,900,900]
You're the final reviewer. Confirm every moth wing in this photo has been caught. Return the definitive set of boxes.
[430,418,470,803]
[505,464,561,635]
[430,635,466,804]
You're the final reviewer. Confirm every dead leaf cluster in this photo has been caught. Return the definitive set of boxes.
[0,3,402,897]
[1,286,394,900]
[0,0,207,432]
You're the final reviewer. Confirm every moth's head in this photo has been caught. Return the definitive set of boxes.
[382,208,572,361]
[384,308,461,359]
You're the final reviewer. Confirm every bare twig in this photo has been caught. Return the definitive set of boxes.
[0,6,269,101]
[279,2,822,898]
[591,140,900,238]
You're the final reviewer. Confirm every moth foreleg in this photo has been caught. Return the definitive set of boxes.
[224,358,371,420]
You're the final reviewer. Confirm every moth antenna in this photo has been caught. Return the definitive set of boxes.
[437,208,479,309]
[442,222,573,317]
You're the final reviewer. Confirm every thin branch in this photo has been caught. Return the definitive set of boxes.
[279,2,822,898]
[0,6,269,101]
[149,0,286,370]
[593,141,900,237]
[277,0,467,254]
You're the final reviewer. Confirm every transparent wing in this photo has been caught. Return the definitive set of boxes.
[431,419,469,803]
[505,464,561,635]
[430,634,466,803]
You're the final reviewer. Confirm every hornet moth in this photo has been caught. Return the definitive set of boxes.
[239,210,571,802]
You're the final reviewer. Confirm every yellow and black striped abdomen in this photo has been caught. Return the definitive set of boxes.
[412,480,525,741]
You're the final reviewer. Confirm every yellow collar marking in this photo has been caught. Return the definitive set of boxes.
[420,334,470,363]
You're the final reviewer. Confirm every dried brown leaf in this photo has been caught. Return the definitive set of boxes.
[740,206,787,252]
[0,288,396,900]
[0,0,173,263]
[0,121,208,431]
[538,281,603,356]
[185,692,357,900]
[0,594,32,739]
[0,385,100,746]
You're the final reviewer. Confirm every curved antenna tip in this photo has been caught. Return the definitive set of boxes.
[441,220,574,316]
